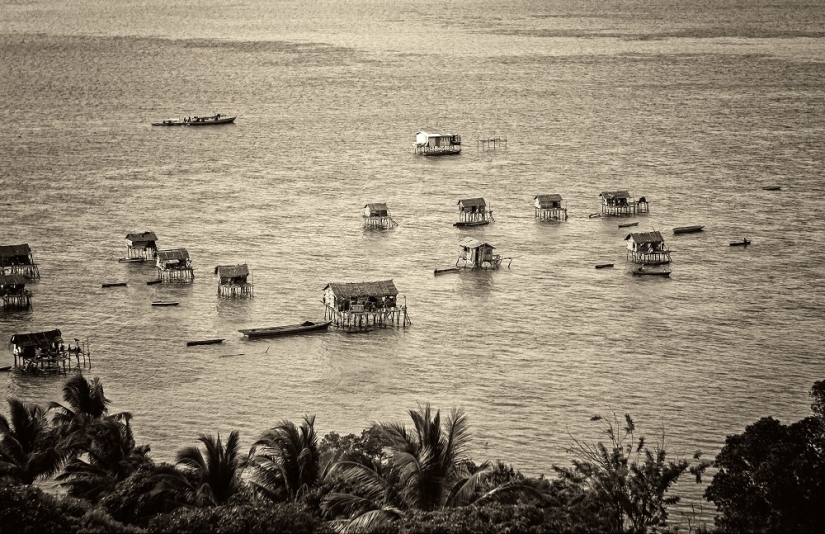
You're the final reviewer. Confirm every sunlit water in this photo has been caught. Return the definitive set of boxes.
[2,0,825,524]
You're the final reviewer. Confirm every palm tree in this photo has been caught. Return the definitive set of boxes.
[153,431,243,508]
[0,398,64,485]
[49,373,124,429]
[322,404,497,532]
[247,414,319,502]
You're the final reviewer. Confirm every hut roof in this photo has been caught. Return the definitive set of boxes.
[157,248,190,262]
[624,231,665,244]
[0,274,26,286]
[458,198,486,208]
[600,190,631,200]
[126,232,157,243]
[214,264,249,277]
[10,329,62,348]
[416,131,453,139]
[364,203,388,212]
[458,237,495,249]
[0,244,32,257]
[535,194,563,206]
[324,280,398,298]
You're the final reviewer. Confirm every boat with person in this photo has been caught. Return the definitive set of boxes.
[673,225,705,234]
[238,320,332,339]
[730,238,751,247]
[151,114,236,126]
[632,266,671,277]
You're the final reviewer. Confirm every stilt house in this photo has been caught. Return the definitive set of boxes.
[600,190,649,216]
[156,248,194,282]
[455,198,494,226]
[215,264,252,297]
[0,244,40,279]
[0,273,32,310]
[625,231,671,265]
[363,203,397,228]
[323,280,410,328]
[456,237,511,269]
[125,232,158,260]
[534,194,567,221]
[9,329,90,374]
[414,131,462,156]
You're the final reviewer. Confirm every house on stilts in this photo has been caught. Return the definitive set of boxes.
[0,244,40,279]
[215,264,252,297]
[9,329,90,375]
[323,280,411,329]
[455,198,494,227]
[534,194,567,221]
[0,273,32,310]
[124,232,159,261]
[456,237,512,269]
[414,131,462,156]
[156,248,194,282]
[600,191,649,217]
[625,231,671,265]
[363,203,397,228]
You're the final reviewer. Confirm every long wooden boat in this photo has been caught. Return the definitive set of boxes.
[239,320,332,339]
[618,221,639,228]
[730,238,751,247]
[152,300,179,307]
[595,263,614,269]
[632,267,671,277]
[152,114,236,126]
[453,220,490,228]
[186,339,225,347]
[102,282,128,288]
[673,225,704,234]
[0,365,11,372]
[146,279,162,285]
[434,267,460,275]
[762,185,781,191]
[118,257,145,263]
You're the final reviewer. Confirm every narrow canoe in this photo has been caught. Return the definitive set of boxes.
[102,282,128,288]
[618,222,639,228]
[118,258,145,263]
[186,339,225,347]
[0,366,11,372]
[453,220,490,228]
[146,279,162,285]
[239,321,332,339]
[434,267,460,275]
[633,268,671,277]
[730,239,751,247]
[595,263,614,269]
[762,186,781,191]
[152,301,179,307]
[673,225,705,234]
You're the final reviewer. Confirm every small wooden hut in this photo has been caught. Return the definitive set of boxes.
[625,231,671,265]
[156,248,194,282]
[456,237,511,269]
[9,329,90,374]
[125,232,158,261]
[414,131,462,156]
[323,280,411,328]
[363,203,397,228]
[600,190,649,216]
[455,198,494,227]
[214,264,252,297]
[0,244,40,279]
[0,273,32,310]
[534,194,567,221]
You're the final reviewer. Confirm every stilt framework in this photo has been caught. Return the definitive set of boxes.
[156,248,194,283]
[215,264,253,297]
[456,237,512,269]
[125,232,158,260]
[322,280,411,329]
[0,244,40,279]
[624,231,672,265]
[0,273,32,310]
[9,329,91,375]
[600,190,640,217]
[457,198,494,224]
[363,203,398,229]
[477,137,507,150]
[534,194,568,221]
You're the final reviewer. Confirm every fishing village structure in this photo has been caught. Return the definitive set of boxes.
[9,329,90,374]
[625,231,672,265]
[414,131,462,156]
[534,194,568,221]
[0,244,40,279]
[0,274,32,310]
[323,280,411,328]
[363,203,397,229]
[456,237,512,269]
[455,198,494,227]
[477,136,507,150]
[124,232,158,261]
[600,191,650,217]
[214,264,252,297]
[156,248,194,282]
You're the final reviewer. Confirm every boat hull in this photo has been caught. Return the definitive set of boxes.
[453,221,490,228]
[633,269,671,277]
[239,321,332,338]
[673,226,704,234]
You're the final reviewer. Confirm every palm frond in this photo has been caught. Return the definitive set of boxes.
[341,507,404,534]
[443,461,493,507]
[322,491,382,518]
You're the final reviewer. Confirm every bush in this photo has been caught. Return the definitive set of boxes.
[101,463,174,527]
[0,484,82,533]
[147,501,317,533]
[384,503,551,534]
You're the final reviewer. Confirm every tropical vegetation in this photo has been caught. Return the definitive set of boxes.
[1,372,823,533]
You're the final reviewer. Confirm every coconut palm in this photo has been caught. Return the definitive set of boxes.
[152,431,243,508]
[0,398,64,485]
[49,373,124,428]
[247,414,320,501]
[322,404,497,532]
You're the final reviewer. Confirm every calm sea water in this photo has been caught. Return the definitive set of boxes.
[2,0,825,522]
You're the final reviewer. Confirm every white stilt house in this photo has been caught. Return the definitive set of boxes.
[363,203,397,228]
[625,231,671,265]
[0,273,32,310]
[156,248,194,282]
[414,131,462,156]
[125,232,158,261]
[534,194,567,221]
[456,237,511,269]
[455,198,494,227]
[215,264,252,297]
[323,280,411,328]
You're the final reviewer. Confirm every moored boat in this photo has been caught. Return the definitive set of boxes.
[186,339,225,347]
[118,257,145,263]
[595,263,614,269]
[152,114,236,126]
[618,221,639,228]
[102,282,128,288]
[453,220,490,228]
[673,225,705,234]
[152,300,179,306]
[762,185,781,191]
[239,320,332,339]
[434,267,460,275]
[632,266,671,277]
[730,238,751,247]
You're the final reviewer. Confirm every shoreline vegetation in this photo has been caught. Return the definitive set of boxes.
[1,375,824,533]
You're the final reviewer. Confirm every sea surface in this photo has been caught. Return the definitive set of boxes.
[2,0,825,524]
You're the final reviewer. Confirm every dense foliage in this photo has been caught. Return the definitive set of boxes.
[1,373,824,533]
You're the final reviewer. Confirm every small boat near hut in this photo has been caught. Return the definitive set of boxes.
[595,263,614,269]
[151,300,179,307]
[730,238,751,247]
[238,320,332,339]
[673,225,705,235]
[101,282,128,288]
[152,114,236,126]
[632,266,671,277]
[118,257,145,263]
[618,221,639,228]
